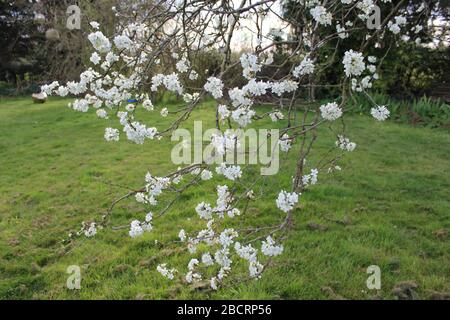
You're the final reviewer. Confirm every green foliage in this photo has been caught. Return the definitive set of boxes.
[377,44,450,97]
[0,97,449,299]
[347,92,450,128]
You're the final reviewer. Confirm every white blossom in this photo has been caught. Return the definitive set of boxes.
[96,109,108,119]
[336,135,356,151]
[271,80,298,96]
[235,242,258,262]
[279,134,292,152]
[269,111,284,122]
[160,108,169,117]
[240,53,261,79]
[261,236,283,257]
[320,102,342,121]
[293,57,315,77]
[179,229,186,242]
[88,31,111,53]
[201,170,213,180]
[176,58,190,73]
[189,70,199,80]
[342,50,366,77]
[231,107,255,127]
[56,86,69,97]
[90,21,100,29]
[204,77,224,99]
[104,127,119,142]
[90,52,101,65]
[202,253,214,266]
[249,261,264,278]
[216,163,242,181]
[157,264,177,280]
[84,222,97,237]
[371,106,390,121]
[218,104,230,120]
[276,190,299,213]
[336,24,349,39]
[310,6,332,26]
[123,122,157,144]
[114,35,133,50]
[210,277,218,290]
[196,202,213,220]
[142,99,154,111]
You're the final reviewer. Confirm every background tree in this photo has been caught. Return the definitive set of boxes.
[281,0,450,99]
[0,0,45,90]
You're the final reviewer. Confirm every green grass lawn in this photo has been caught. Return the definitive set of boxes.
[0,97,449,299]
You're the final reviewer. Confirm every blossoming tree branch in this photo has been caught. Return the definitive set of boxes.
[42,0,431,290]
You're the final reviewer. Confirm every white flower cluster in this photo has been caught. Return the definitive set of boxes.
[371,106,390,121]
[356,0,376,18]
[320,102,343,121]
[90,52,101,65]
[336,23,349,39]
[96,109,108,119]
[269,111,284,122]
[243,79,270,96]
[176,58,190,73]
[84,222,97,237]
[216,163,242,181]
[113,34,133,50]
[195,185,237,220]
[160,108,169,117]
[186,258,202,283]
[189,70,199,80]
[336,135,357,152]
[310,6,332,26]
[201,169,213,180]
[261,236,283,257]
[157,264,177,280]
[123,121,158,144]
[210,131,240,156]
[135,172,171,206]
[179,229,187,242]
[271,80,298,96]
[142,99,154,111]
[183,92,200,103]
[71,99,89,112]
[129,212,153,238]
[240,53,261,79]
[89,21,100,29]
[195,202,213,220]
[218,104,231,120]
[234,242,264,279]
[231,107,256,127]
[88,31,111,53]
[279,134,292,152]
[388,16,407,35]
[276,190,299,213]
[302,168,318,187]
[152,73,183,95]
[202,252,214,266]
[293,57,315,78]
[204,77,224,99]
[104,127,120,142]
[342,50,366,77]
